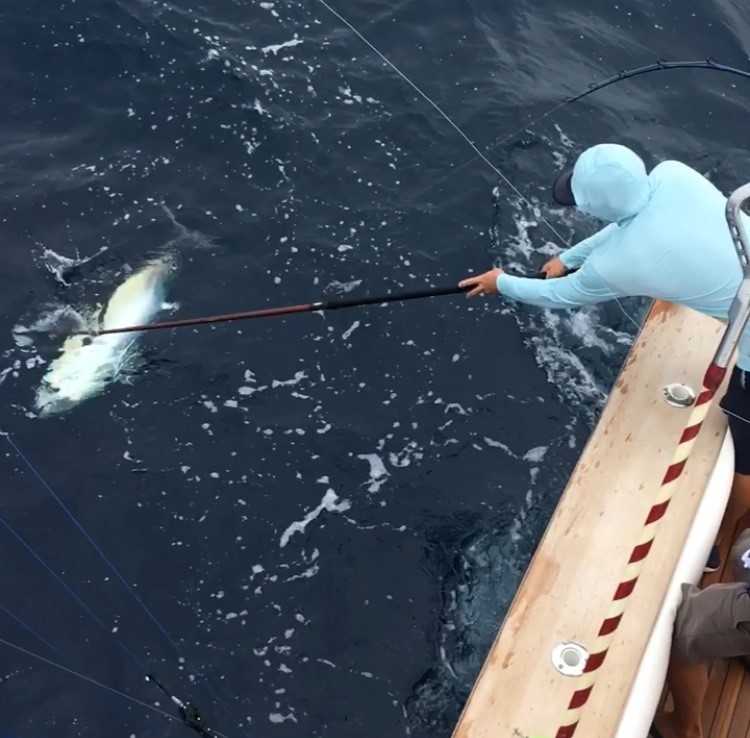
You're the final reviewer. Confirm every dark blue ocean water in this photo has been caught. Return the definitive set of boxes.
[1,1,750,736]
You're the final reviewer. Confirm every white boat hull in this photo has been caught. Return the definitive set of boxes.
[616,430,736,737]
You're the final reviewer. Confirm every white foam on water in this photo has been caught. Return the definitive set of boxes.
[483,437,516,456]
[413,128,646,719]
[325,279,362,294]
[498,195,619,418]
[40,246,109,286]
[523,446,548,463]
[271,370,306,388]
[388,440,423,468]
[279,489,351,548]
[13,305,87,346]
[261,37,303,56]
[34,259,172,416]
[554,123,575,150]
[357,453,390,493]
[341,321,360,341]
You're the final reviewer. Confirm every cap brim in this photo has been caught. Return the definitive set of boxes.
[552,170,576,206]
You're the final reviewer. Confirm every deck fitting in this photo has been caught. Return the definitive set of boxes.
[551,642,589,677]
[663,383,696,408]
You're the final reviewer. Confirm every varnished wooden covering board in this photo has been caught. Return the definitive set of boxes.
[453,301,731,738]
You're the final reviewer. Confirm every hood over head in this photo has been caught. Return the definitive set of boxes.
[571,144,651,223]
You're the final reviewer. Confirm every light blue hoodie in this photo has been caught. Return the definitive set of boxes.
[497,143,750,371]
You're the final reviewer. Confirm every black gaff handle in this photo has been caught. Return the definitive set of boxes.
[319,283,467,310]
[320,267,574,309]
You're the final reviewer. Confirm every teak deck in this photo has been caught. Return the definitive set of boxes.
[656,507,750,738]
[453,302,731,738]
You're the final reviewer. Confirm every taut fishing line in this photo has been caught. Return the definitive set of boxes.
[0,604,65,659]
[310,7,750,332]
[481,59,750,170]
[0,635,238,736]
[313,0,750,218]
[0,432,240,736]
[411,59,750,201]
[312,0,569,244]
[6,4,750,734]
[0,636,180,724]
[310,0,664,330]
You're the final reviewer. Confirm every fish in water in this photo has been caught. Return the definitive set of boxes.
[35,259,172,416]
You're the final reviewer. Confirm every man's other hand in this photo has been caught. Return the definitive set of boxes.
[459,268,503,298]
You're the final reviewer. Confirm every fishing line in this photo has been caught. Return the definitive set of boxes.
[414,57,750,336]
[483,60,750,169]
[312,0,645,331]
[0,604,65,659]
[0,509,148,674]
[312,0,569,245]
[3,433,179,654]
[419,59,750,197]
[610,297,643,333]
[0,635,199,731]
[723,406,750,426]
[311,6,750,253]
[1,432,244,732]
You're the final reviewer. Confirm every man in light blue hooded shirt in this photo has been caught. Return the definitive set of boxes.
[460,143,749,528]
[460,143,750,738]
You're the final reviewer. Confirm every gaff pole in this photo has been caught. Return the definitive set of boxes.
[78,272,558,338]
[82,284,470,337]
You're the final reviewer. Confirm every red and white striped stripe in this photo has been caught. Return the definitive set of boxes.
[554,363,727,738]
